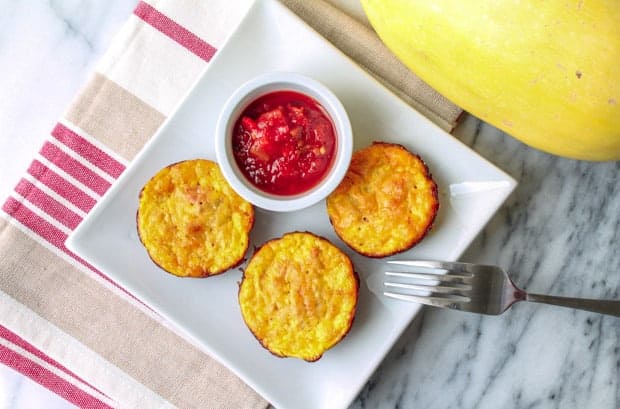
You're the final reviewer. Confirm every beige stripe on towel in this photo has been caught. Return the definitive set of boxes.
[0,219,267,409]
[64,73,166,161]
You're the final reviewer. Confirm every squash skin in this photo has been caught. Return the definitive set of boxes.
[361,0,620,161]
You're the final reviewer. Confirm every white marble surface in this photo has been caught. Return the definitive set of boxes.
[0,1,618,409]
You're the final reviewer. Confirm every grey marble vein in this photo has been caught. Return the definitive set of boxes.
[47,0,96,51]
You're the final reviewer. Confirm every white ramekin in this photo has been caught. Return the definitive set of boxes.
[215,72,352,212]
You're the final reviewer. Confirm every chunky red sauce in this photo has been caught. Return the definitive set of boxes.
[232,91,336,196]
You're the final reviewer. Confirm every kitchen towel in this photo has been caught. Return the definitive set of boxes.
[0,0,462,407]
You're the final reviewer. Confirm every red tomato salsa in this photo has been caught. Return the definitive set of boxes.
[232,91,336,196]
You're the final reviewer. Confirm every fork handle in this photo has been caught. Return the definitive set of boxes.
[526,293,620,317]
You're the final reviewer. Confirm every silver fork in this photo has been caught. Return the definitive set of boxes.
[384,260,620,316]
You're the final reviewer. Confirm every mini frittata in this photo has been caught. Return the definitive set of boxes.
[238,232,358,362]
[326,142,438,257]
[137,159,254,277]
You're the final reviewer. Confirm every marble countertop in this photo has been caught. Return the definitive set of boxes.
[1,1,618,408]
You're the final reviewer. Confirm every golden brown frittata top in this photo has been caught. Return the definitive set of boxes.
[238,232,358,361]
[137,159,254,277]
[326,142,438,257]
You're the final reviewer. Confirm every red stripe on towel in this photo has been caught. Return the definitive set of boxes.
[3,197,68,250]
[15,179,82,230]
[28,160,96,213]
[40,142,111,197]
[134,1,217,62]
[0,343,113,409]
[51,123,125,179]
[0,325,109,399]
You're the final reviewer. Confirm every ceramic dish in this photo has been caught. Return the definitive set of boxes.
[66,1,517,408]
[215,71,353,212]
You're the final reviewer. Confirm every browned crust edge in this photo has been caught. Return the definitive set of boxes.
[238,231,359,362]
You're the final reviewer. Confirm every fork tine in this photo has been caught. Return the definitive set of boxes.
[384,281,470,296]
[387,259,475,274]
[383,291,469,310]
[384,261,474,311]
[385,270,473,284]
[384,259,514,315]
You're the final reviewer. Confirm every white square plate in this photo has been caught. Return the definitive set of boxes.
[67,1,517,408]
